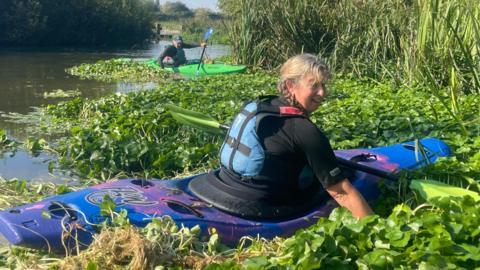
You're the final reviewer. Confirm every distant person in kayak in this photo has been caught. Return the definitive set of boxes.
[156,35,205,69]
[190,54,373,220]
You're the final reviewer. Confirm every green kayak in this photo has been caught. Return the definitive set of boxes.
[145,59,246,76]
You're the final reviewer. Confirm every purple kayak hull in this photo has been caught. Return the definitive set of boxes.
[0,138,451,252]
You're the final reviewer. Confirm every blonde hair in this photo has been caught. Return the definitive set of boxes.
[277,54,331,110]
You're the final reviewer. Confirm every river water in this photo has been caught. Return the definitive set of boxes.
[0,41,230,182]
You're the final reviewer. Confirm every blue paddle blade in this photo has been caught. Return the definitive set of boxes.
[204,27,214,41]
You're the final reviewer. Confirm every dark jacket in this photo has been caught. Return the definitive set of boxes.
[219,96,345,202]
[157,43,200,68]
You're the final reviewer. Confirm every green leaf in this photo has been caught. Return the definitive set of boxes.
[207,228,219,254]
[55,184,71,194]
[242,256,269,270]
[99,195,116,217]
[386,229,411,248]
[47,161,55,173]
[89,150,104,162]
[361,249,400,269]
[85,261,98,270]
[410,179,480,202]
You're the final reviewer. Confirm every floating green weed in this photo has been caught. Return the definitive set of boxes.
[0,130,19,153]
[0,178,71,210]
[14,60,480,188]
[1,58,479,269]
[1,107,70,138]
[43,89,81,99]
[67,58,172,82]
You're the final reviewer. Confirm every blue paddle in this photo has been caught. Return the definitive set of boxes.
[196,27,214,76]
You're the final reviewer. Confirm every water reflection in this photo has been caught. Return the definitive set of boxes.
[0,150,78,183]
[116,82,158,93]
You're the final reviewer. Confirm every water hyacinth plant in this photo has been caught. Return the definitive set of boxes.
[10,60,480,189]
[67,58,172,82]
[0,59,478,268]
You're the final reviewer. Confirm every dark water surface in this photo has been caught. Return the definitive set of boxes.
[0,42,230,182]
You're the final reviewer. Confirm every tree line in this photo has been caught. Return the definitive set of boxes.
[153,1,227,44]
[0,0,156,46]
[155,1,221,21]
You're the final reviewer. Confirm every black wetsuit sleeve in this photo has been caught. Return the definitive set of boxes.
[293,118,345,188]
[157,45,177,68]
[182,43,200,49]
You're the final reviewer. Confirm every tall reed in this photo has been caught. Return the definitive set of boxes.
[221,0,479,94]
[404,0,480,135]
[221,0,413,74]
[411,0,480,95]
[324,0,414,79]
[222,0,271,66]
[220,0,479,133]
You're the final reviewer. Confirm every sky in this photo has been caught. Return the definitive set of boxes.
[160,0,219,12]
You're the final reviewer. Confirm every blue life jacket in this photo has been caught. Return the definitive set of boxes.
[220,96,305,177]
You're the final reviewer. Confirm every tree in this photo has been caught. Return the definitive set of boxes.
[161,1,193,18]
[0,0,156,46]
[194,8,221,20]
[0,0,46,44]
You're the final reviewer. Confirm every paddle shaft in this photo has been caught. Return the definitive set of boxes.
[336,157,399,181]
[197,47,207,71]
[197,28,214,73]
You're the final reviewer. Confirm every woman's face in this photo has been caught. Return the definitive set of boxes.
[286,73,326,113]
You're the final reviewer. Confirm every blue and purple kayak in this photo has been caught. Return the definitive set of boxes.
[0,138,451,253]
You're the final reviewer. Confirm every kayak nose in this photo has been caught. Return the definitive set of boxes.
[419,137,452,158]
[0,202,93,253]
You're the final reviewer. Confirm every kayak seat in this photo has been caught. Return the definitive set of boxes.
[188,170,329,221]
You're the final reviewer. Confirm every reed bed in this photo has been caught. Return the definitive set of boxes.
[221,0,479,91]
[220,0,480,133]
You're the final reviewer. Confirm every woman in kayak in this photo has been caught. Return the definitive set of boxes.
[191,54,373,220]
